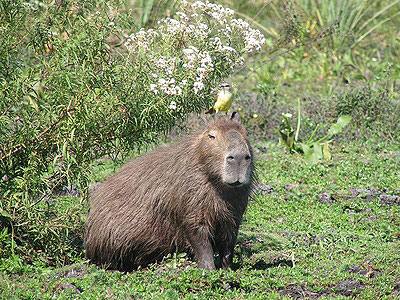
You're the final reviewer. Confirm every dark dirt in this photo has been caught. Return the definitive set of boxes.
[348,187,400,206]
[346,264,381,278]
[252,254,293,270]
[53,265,88,280]
[55,283,82,294]
[334,279,364,297]
[255,184,400,208]
[318,192,335,204]
[278,278,366,299]
[63,268,87,279]
[379,194,400,206]
[278,283,331,299]
[255,184,275,195]
[349,186,380,202]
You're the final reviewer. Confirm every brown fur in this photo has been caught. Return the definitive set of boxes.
[84,114,255,271]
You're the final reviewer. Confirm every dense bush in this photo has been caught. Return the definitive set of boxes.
[0,0,265,267]
[231,85,286,141]
[332,84,400,138]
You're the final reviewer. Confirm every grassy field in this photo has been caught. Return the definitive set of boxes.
[1,141,399,299]
[1,0,400,299]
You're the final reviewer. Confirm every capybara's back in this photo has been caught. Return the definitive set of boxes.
[84,113,254,271]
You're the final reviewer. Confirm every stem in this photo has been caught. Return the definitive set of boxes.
[295,98,301,142]
[307,124,320,144]
[315,134,330,145]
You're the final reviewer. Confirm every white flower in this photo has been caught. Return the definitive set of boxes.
[176,12,188,21]
[125,28,158,52]
[188,46,199,52]
[221,46,236,52]
[174,86,183,95]
[150,84,158,94]
[283,113,293,118]
[235,56,245,65]
[169,101,177,110]
[193,81,204,94]
[192,1,206,9]
[198,23,208,31]
[185,24,196,34]
[183,48,195,55]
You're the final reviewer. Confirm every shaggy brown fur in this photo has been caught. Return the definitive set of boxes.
[84,113,255,271]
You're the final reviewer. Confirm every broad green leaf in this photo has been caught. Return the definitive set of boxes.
[301,142,325,163]
[327,115,352,136]
[301,143,313,159]
[312,142,323,160]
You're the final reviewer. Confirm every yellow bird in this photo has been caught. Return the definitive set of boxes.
[205,83,233,114]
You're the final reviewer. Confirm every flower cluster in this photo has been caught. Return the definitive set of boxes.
[190,1,235,25]
[124,0,266,109]
[231,18,266,53]
[182,47,214,94]
[125,28,158,52]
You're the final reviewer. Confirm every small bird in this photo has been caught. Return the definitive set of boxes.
[205,83,233,115]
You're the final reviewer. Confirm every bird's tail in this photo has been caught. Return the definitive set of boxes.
[205,107,215,114]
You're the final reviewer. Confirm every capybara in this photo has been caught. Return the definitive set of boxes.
[84,112,255,271]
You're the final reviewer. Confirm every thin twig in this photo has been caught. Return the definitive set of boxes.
[249,0,275,26]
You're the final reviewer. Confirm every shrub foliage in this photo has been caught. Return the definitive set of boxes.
[0,0,266,267]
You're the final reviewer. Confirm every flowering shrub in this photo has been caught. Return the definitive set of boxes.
[124,0,265,116]
[0,0,264,267]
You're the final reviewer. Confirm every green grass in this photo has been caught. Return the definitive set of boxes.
[1,141,399,299]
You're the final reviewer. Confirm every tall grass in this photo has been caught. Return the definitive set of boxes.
[298,0,400,48]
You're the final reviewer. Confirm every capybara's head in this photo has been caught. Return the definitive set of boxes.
[196,112,253,188]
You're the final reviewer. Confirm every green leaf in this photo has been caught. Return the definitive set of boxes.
[0,208,12,221]
[27,96,39,111]
[301,143,312,160]
[327,115,352,136]
[300,143,320,163]
[279,129,295,152]
[139,0,155,27]
[312,142,323,160]
[323,142,332,160]
[301,143,323,163]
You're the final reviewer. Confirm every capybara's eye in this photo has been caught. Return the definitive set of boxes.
[245,155,251,160]
[208,134,215,139]
[227,156,234,162]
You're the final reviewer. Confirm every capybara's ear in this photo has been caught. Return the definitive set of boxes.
[230,111,240,123]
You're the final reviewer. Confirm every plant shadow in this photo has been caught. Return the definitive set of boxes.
[232,231,293,271]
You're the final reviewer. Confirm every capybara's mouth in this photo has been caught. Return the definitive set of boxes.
[227,181,242,187]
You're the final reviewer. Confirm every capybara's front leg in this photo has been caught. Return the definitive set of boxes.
[187,227,216,270]
[219,240,235,269]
